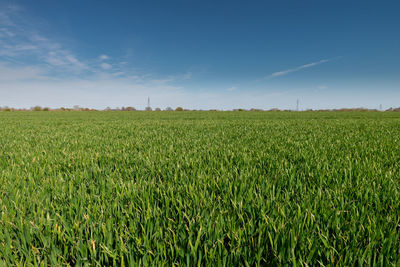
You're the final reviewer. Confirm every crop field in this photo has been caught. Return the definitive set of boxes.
[0,111,399,266]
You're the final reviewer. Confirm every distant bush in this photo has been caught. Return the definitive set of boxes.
[175,107,183,111]
[386,107,400,112]
[122,107,136,111]
[145,107,152,111]
[165,107,173,111]
[155,108,161,111]
[43,107,50,111]
[32,106,43,111]
[335,108,377,112]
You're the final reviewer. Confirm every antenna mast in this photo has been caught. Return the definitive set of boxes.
[296,99,299,111]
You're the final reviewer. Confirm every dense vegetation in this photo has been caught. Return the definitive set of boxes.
[0,111,399,266]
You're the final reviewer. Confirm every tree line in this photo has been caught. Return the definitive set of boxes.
[0,106,399,112]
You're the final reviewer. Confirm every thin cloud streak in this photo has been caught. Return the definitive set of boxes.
[267,57,339,79]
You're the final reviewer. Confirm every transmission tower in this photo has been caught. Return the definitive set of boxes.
[296,99,299,111]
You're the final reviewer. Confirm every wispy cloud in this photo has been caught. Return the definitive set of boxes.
[99,54,109,60]
[267,58,339,79]
[100,63,112,70]
[0,63,45,81]
[0,4,194,81]
[0,5,88,73]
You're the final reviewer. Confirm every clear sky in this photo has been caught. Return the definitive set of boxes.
[0,0,399,110]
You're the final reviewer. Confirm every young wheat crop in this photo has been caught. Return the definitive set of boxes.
[0,111,399,265]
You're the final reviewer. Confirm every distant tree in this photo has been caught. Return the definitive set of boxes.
[155,107,161,111]
[145,106,152,111]
[32,106,42,111]
[268,108,280,112]
[43,107,50,111]
[165,107,173,111]
[125,106,136,111]
[104,107,111,111]
[387,107,400,112]
[73,105,81,110]
[175,107,183,111]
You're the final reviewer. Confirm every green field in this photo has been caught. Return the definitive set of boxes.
[0,111,399,266]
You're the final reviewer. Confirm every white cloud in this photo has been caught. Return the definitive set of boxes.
[43,50,87,72]
[0,63,44,81]
[112,71,125,76]
[227,86,237,91]
[99,54,109,60]
[182,72,192,79]
[267,58,338,78]
[0,27,15,37]
[45,52,66,66]
[100,63,112,70]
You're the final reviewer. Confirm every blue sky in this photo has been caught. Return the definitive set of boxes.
[0,0,399,110]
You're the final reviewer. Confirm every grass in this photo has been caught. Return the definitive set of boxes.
[0,111,399,266]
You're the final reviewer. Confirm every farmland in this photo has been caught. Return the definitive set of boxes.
[0,111,399,265]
